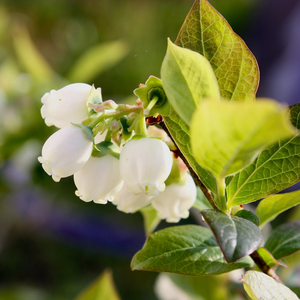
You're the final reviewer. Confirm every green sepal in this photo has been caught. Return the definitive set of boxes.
[120,116,133,142]
[234,210,260,227]
[134,76,170,116]
[73,123,94,142]
[87,85,103,116]
[93,141,120,159]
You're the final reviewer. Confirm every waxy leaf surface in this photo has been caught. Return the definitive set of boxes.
[131,225,253,275]
[163,0,259,194]
[227,103,300,206]
[191,99,295,180]
[201,209,262,263]
[242,271,299,300]
[265,221,300,260]
[161,39,220,125]
[256,190,300,228]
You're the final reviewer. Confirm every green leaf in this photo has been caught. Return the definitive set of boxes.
[191,99,296,181]
[175,0,259,101]
[161,39,220,125]
[67,40,130,83]
[163,111,217,193]
[265,222,300,260]
[193,187,212,210]
[241,270,299,300]
[140,205,161,236]
[162,0,260,195]
[227,103,300,206]
[74,269,121,300]
[201,209,262,263]
[256,247,286,269]
[131,225,253,276]
[234,210,260,227]
[256,190,300,228]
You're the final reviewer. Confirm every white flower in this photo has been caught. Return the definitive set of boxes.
[38,125,93,182]
[112,184,153,213]
[41,83,92,128]
[151,174,196,223]
[119,137,172,196]
[74,155,124,204]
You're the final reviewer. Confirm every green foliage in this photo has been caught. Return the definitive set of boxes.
[241,270,299,300]
[175,0,259,102]
[264,222,300,261]
[256,190,300,228]
[161,39,220,125]
[234,210,260,227]
[227,103,300,206]
[256,248,285,269]
[201,209,262,262]
[131,225,253,275]
[190,99,295,182]
[162,0,259,195]
[74,270,120,300]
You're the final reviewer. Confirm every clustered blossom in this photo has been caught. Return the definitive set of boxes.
[38,83,197,223]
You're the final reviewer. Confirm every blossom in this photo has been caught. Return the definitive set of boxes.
[74,155,124,204]
[119,137,172,196]
[41,83,92,128]
[38,124,93,182]
[151,174,197,223]
[112,184,153,213]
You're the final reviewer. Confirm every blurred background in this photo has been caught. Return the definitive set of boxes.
[0,0,300,299]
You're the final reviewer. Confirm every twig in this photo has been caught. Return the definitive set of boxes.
[149,116,218,210]
[250,251,283,283]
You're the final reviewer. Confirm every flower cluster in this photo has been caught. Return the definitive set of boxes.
[38,83,197,223]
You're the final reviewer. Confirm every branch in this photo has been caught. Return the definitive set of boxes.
[250,251,283,283]
[148,116,218,210]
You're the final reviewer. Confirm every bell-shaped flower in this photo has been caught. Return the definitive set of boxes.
[112,185,153,213]
[74,154,124,204]
[38,124,93,182]
[41,83,92,128]
[119,137,172,196]
[151,174,197,223]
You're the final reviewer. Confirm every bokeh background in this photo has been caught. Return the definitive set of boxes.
[0,0,300,299]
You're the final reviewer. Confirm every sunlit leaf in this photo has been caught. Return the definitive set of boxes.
[131,225,253,276]
[190,99,295,181]
[256,190,300,228]
[256,248,286,269]
[201,209,262,263]
[175,0,259,102]
[265,222,300,261]
[68,40,130,83]
[74,270,121,300]
[227,103,300,206]
[161,39,219,125]
[241,270,299,300]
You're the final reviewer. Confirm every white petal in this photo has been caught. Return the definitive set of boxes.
[152,174,197,223]
[39,125,93,181]
[74,155,124,204]
[41,83,91,128]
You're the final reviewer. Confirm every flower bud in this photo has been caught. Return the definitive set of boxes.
[112,185,153,213]
[38,124,93,182]
[119,137,172,196]
[151,174,196,223]
[74,155,124,204]
[41,83,92,128]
